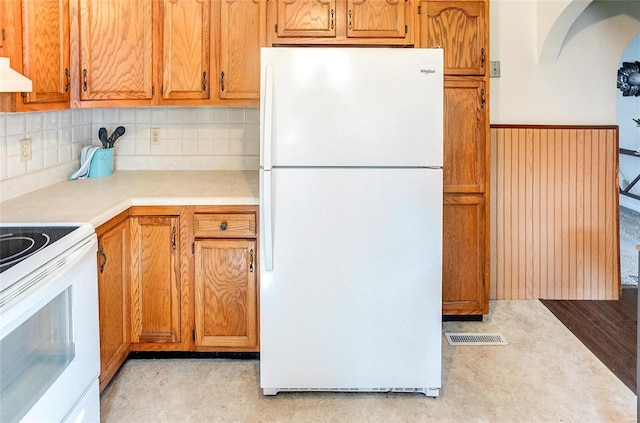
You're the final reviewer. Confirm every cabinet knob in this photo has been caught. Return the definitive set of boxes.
[219,222,228,231]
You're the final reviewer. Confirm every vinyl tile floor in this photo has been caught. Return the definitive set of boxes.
[100,300,636,423]
[621,206,640,285]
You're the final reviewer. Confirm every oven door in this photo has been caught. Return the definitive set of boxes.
[0,234,99,423]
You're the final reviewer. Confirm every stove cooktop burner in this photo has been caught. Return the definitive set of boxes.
[0,226,78,274]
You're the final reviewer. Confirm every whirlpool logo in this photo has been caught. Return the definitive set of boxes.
[420,69,436,75]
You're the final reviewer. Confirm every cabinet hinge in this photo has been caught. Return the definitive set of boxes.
[405,25,408,34]
[417,5,421,14]
[191,243,194,254]
[192,329,195,340]
[274,24,278,33]
[1,28,5,41]
[152,86,155,95]
[161,85,164,95]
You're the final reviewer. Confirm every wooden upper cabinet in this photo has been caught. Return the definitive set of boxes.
[78,0,155,101]
[419,1,486,75]
[275,0,336,38]
[162,0,210,101]
[443,76,486,193]
[218,0,266,100]
[347,0,407,39]
[0,2,6,54]
[269,0,413,45]
[21,0,70,108]
[0,0,70,111]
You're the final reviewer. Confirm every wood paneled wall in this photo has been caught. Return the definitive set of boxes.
[490,125,620,300]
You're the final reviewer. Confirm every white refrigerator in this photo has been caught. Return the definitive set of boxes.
[260,47,443,397]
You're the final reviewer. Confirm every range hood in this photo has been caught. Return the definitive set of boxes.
[0,57,32,92]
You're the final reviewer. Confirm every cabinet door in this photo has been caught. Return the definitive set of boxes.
[97,218,130,393]
[0,1,8,55]
[275,0,336,38]
[79,0,154,100]
[420,1,486,75]
[162,0,210,100]
[346,0,407,39]
[443,76,486,193]
[442,194,487,315]
[219,0,265,100]
[194,239,258,350]
[21,0,70,108]
[130,216,181,344]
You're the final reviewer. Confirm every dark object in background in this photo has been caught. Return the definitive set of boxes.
[107,126,125,148]
[618,61,640,96]
[98,127,108,148]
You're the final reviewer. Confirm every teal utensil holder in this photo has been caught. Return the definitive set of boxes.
[89,147,114,178]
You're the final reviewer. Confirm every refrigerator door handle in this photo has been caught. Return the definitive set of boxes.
[263,64,274,171]
[263,170,274,270]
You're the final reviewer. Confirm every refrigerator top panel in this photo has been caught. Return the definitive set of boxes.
[260,47,443,169]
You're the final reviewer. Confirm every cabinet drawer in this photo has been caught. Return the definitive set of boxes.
[194,213,256,238]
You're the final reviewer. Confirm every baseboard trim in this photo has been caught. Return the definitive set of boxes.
[127,351,260,360]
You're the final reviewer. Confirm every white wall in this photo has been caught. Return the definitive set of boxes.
[491,0,640,212]
[490,0,640,124]
[618,34,640,211]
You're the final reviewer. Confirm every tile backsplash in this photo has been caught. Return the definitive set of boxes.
[1,109,92,181]
[0,106,259,202]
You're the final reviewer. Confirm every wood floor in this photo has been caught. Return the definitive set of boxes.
[541,287,637,393]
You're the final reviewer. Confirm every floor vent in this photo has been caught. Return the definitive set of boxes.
[445,333,509,346]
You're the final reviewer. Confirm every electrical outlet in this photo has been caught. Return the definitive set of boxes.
[19,138,32,162]
[489,61,501,78]
[150,128,161,145]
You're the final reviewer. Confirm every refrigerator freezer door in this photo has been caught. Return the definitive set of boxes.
[260,48,443,169]
[260,168,442,393]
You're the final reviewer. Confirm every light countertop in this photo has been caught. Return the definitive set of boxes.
[0,170,259,228]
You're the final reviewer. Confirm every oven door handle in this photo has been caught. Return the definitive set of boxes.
[99,246,107,273]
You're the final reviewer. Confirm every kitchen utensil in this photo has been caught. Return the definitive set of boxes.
[98,127,108,148]
[107,126,125,148]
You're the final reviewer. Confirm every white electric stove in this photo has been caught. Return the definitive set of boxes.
[0,223,100,423]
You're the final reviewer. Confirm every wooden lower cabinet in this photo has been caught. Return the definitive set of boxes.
[194,239,258,349]
[96,212,131,392]
[96,206,259,390]
[129,214,182,345]
[442,194,488,315]
[192,206,259,351]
